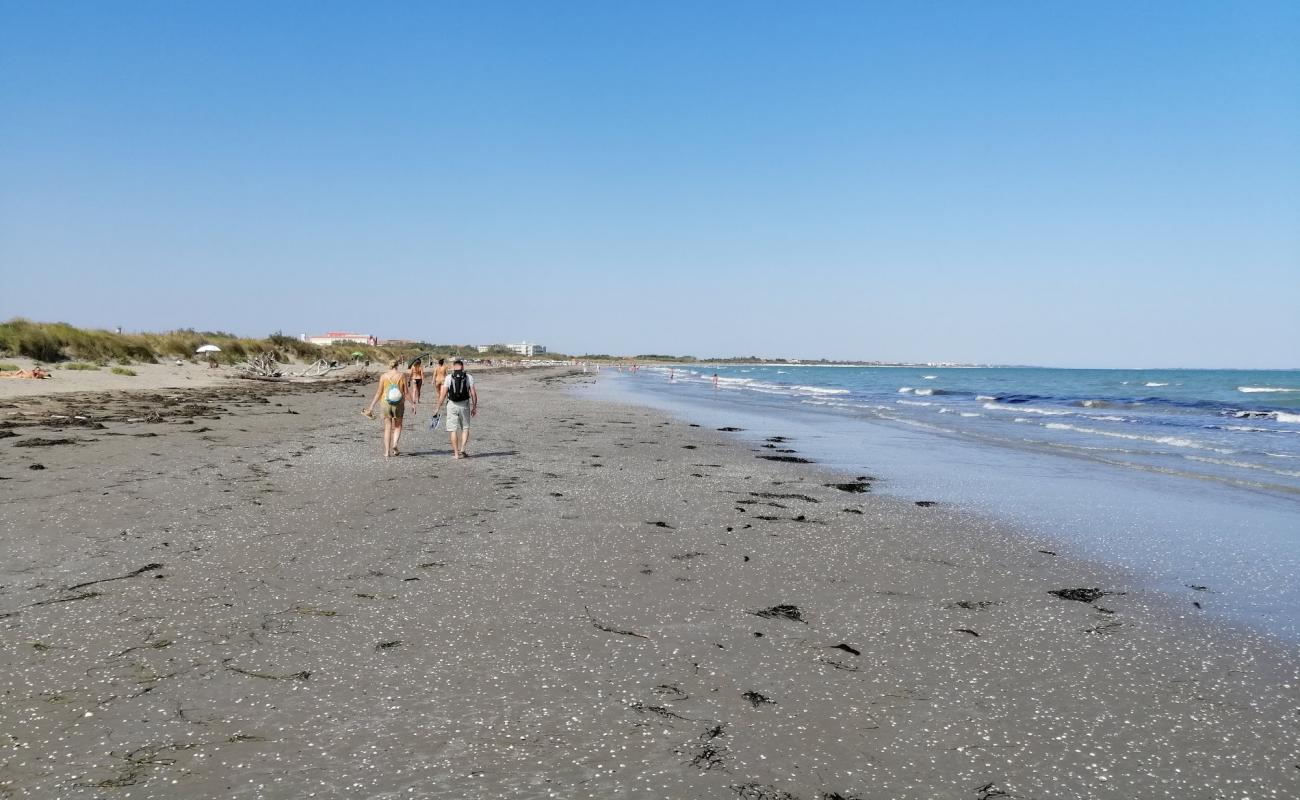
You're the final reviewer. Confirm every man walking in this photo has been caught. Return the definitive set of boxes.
[435,359,478,459]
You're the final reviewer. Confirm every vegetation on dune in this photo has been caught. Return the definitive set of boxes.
[63,362,100,371]
[1,319,747,366]
[0,362,19,371]
[0,319,432,366]
[110,366,137,376]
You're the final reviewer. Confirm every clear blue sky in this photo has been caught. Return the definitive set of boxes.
[2,1,1297,367]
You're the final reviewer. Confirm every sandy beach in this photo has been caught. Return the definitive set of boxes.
[1,368,1296,799]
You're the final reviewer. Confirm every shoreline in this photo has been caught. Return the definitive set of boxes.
[2,370,1296,798]
[591,368,1300,641]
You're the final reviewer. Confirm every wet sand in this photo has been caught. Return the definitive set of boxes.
[1,369,1296,799]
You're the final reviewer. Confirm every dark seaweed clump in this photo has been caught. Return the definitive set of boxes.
[752,604,805,623]
[1049,588,1108,603]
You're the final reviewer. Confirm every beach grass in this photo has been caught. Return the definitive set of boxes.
[63,362,100,371]
[0,319,443,367]
[110,366,137,376]
[0,362,18,371]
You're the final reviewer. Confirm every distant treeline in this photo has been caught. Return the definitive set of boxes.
[1,319,784,366]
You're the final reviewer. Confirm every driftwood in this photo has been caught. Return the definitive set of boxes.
[236,355,347,380]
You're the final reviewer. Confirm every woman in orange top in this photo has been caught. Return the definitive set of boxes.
[363,359,413,458]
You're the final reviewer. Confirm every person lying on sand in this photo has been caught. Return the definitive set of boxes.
[363,359,414,458]
[0,367,49,379]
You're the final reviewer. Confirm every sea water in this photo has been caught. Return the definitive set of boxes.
[584,365,1300,639]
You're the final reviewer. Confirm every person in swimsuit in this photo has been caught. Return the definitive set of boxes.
[432,357,448,393]
[409,359,425,404]
[363,358,413,458]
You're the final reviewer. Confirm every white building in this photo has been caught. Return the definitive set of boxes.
[304,332,378,347]
[506,341,546,357]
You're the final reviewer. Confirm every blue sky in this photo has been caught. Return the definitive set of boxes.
[2,1,1297,367]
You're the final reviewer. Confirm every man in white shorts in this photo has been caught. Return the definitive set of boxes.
[435,359,478,459]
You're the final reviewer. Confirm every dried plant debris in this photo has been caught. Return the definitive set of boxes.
[758,455,814,463]
[952,628,981,637]
[948,600,1000,611]
[1084,621,1124,635]
[686,724,728,771]
[652,683,689,701]
[828,642,861,656]
[645,520,675,529]
[66,562,163,591]
[974,782,1016,799]
[224,663,312,681]
[732,783,798,800]
[628,701,690,720]
[1048,588,1119,604]
[717,426,745,431]
[752,604,806,623]
[750,492,820,503]
[584,606,649,639]
[14,437,80,447]
[742,690,776,708]
[914,500,938,507]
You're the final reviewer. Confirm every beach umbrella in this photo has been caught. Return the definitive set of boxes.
[351,351,365,358]
[195,344,221,354]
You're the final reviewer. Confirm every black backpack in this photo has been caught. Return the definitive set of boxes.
[447,371,471,402]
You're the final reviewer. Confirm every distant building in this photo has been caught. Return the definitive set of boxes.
[381,338,419,346]
[506,341,546,357]
[304,332,378,347]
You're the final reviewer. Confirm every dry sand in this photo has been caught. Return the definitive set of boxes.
[0,358,244,401]
[1,368,1296,799]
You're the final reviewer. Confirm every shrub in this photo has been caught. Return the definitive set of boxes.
[64,362,99,371]
[110,366,137,376]
[0,362,18,371]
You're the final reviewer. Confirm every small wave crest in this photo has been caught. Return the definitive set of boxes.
[1144,382,1169,387]
[1041,422,1233,452]
[1238,386,1300,393]
[983,402,1070,416]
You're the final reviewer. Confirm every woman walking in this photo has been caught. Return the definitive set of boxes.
[363,358,413,458]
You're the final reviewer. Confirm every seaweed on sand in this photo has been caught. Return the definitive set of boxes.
[67,563,163,591]
[1048,588,1113,603]
[584,606,648,639]
[826,482,870,493]
[686,724,728,771]
[732,784,798,800]
[14,437,80,447]
[742,691,776,708]
[224,662,311,681]
[752,604,805,623]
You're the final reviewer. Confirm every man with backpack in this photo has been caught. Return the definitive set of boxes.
[435,359,478,459]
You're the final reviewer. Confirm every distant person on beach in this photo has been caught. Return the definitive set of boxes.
[435,358,478,459]
[432,358,448,392]
[712,373,719,388]
[363,358,413,458]
[409,358,425,404]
